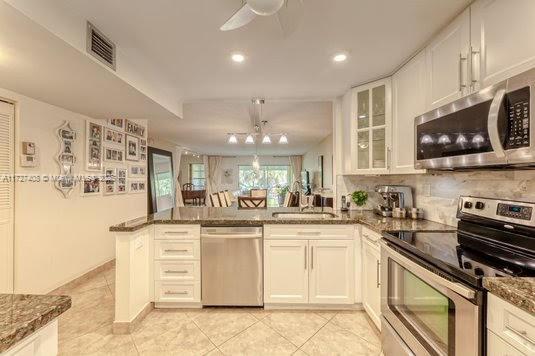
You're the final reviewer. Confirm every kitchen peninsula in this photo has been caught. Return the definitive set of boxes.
[109,207,455,333]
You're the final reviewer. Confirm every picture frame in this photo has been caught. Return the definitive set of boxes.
[128,179,146,194]
[81,176,101,196]
[86,121,102,171]
[104,147,124,163]
[116,168,127,194]
[108,118,125,130]
[103,167,116,195]
[128,164,146,177]
[103,127,124,146]
[125,119,146,138]
[125,134,140,161]
[54,121,77,198]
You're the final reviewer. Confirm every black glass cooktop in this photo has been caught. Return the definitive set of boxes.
[382,230,535,288]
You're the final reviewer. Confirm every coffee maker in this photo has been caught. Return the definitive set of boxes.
[374,185,413,217]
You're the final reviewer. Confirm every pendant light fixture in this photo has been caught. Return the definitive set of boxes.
[279,134,288,144]
[262,134,271,144]
[227,134,238,144]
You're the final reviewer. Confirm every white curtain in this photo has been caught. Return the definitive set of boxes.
[174,147,184,207]
[207,156,223,206]
[203,155,210,205]
[289,155,303,188]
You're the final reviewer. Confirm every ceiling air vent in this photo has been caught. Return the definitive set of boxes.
[86,22,116,70]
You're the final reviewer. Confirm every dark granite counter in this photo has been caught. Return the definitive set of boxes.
[0,294,71,352]
[109,207,456,234]
[484,277,535,314]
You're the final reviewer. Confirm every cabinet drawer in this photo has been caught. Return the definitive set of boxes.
[488,293,535,355]
[154,225,200,240]
[154,260,200,281]
[154,240,200,260]
[488,330,525,356]
[264,225,354,240]
[155,281,201,303]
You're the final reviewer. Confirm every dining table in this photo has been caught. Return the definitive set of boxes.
[182,189,206,206]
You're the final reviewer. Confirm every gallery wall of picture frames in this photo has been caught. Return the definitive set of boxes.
[76,118,147,197]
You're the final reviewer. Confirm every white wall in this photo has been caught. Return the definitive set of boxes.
[0,86,147,294]
[303,134,334,191]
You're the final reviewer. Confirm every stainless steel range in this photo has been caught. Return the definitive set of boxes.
[381,196,535,356]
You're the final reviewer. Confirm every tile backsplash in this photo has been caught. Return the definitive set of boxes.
[337,170,535,227]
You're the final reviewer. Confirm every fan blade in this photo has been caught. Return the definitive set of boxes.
[220,4,257,31]
[276,0,304,37]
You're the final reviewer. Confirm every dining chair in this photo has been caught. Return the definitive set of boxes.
[238,196,267,209]
[250,189,268,198]
[224,190,234,206]
[218,191,228,207]
[210,192,222,207]
[182,183,193,190]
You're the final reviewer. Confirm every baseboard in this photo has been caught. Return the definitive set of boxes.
[48,259,115,295]
[154,302,203,309]
[113,302,153,335]
[264,303,363,310]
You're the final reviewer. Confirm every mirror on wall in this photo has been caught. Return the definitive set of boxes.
[148,147,175,214]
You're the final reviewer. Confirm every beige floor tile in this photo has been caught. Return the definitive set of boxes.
[261,311,328,347]
[313,310,338,321]
[133,320,216,356]
[59,301,114,342]
[219,321,297,356]
[301,323,381,356]
[103,267,116,286]
[66,285,114,313]
[330,311,380,346]
[189,309,258,346]
[58,325,137,356]
[56,274,109,295]
[293,349,309,356]
[204,348,224,355]
[247,307,271,320]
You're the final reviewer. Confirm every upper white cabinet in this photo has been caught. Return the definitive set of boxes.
[426,8,471,110]
[391,50,427,174]
[350,78,392,175]
[470,0,535,91]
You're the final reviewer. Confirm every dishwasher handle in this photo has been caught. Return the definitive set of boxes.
[201,233,262,239]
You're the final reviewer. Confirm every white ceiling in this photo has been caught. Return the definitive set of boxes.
[169,100,333,156]
[58,0,470,102]
[4,0,471,155]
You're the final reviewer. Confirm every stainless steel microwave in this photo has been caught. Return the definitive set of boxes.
[414,68,535,169]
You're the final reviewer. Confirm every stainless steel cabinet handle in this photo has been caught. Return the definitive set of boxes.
[165,291,188,295]
[459,53,468,91]
[386,147,391,169]
[376,260,381,287]
[165,270,188,274]
[164,231,188,235]
[164,249,188,252]
[297,231,321,236]
[311,246,314,269]
[304,246,307,270]
[508,326,535,345]
[470,46,480,90]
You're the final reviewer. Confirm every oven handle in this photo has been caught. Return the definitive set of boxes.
[488,87,506,158]
[380,241,476,300]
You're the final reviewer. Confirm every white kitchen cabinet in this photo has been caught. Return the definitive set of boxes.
[264,239,309,304]
[4,320,58,356]
[350,78,392,175]
[392,50,427,174]
[361,228,381,330]
[308,240,354,304]
[487,293,535,355]
[263,225,355,306]
[426,8,471,109]
[470,0,535,91]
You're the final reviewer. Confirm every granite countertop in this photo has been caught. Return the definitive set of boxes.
[110,207,456,233]
[483,277,535,314]
[0,294,71,353]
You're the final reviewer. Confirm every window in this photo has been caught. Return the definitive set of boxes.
[190,163,205,189]
[238,165,292,207]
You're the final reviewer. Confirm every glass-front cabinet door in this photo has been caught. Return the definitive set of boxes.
[351,78,392,174]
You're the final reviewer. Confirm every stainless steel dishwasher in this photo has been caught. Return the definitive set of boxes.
[201,226,263,306]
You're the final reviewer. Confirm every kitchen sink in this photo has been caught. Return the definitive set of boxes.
[272,212,338,219]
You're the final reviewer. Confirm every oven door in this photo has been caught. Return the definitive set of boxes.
[380,241,481,356]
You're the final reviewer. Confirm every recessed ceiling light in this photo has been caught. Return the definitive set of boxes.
[333,53,348,62]
[231,53,245,63]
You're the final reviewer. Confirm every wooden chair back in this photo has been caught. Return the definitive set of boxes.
[238,196,267,209]
[210,192,222,207]
[182,183,193,191]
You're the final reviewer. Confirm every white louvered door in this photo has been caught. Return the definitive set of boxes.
[0,101,14,293]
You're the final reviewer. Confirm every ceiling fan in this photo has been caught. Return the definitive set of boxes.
[220,0,304,35]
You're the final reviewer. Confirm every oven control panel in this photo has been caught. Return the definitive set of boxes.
[497,203,533,221]
[505,86,530,149]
